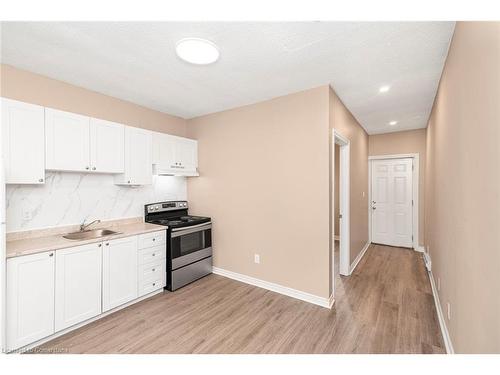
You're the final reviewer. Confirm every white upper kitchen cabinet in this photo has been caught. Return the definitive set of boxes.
[102,236,138,312]
[1,98,45,184]
[6,251,55,350]
[152,132,198,176]
[177,137,198,173]
[115,126,152,185]
[55,242,102,332]
[45,108,90,172]
[90,118,125,173]
[46,108,125,173]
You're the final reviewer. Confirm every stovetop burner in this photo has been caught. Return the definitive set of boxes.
[145,201,211,229]
[150,215,210,228]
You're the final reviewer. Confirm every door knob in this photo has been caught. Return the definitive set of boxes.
[372,206,376,210]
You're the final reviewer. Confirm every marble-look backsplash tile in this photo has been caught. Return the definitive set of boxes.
[6,171,187,232]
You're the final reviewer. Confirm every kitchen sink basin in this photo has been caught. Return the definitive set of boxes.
[63,229,122,240]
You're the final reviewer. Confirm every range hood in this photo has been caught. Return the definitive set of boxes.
[153,164,199,177]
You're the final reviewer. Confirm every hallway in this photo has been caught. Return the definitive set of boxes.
[37,244,445,354]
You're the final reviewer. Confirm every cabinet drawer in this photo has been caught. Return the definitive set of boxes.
[138,230,166,249]
[138,245,166,265]
[138,276,164,297]
[138,259,164,282]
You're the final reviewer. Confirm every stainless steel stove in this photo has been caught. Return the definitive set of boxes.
[144,201,212,291]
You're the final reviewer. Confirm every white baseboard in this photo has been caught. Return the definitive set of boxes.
[415,245,425,253]
[212,267,333,309]
[427,259,454,354]
[328,293,335,309]
[349,241,370,274]
[424,252,432,271]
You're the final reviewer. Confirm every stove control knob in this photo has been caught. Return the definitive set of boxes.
[155,205,160,211]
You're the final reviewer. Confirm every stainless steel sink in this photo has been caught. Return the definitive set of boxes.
[63,229,122,240]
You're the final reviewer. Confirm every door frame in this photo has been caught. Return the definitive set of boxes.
[368,153,419,250]
[332,130,350,282]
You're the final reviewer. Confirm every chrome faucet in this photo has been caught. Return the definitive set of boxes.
[80,219,101,232]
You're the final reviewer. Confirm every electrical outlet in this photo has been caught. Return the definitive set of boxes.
[254,254,260,264]
[447,302,451,321]
[437,277,441,291]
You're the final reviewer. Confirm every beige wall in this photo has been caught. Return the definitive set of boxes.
[425,22,500,353]
[329,89,369,264]
[369,129,426,246]
[187,86,332,298]
[0,64,187,136]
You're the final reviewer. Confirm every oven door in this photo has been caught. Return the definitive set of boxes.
[170,222,212,269]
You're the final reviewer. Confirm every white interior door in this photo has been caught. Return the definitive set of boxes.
[371,158,413,248]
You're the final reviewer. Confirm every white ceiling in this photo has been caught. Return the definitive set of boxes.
[0,22,455,134]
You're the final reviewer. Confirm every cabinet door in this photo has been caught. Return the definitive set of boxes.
[115,127,152,185]
[178,138,198,172]
[45,108,90,172]
[102,236,138,312]
[89,118,125,173]
[55,243,102,331]
[158,133,177,169]
[1,98,45,184]
[6,251,55,350]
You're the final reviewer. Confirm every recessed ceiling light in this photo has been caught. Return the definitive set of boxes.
[379,85,390,93]
[176,38,219,65]
[389,121,398,126]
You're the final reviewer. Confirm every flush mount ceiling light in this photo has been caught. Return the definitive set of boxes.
[175,38,219,65]
[379,85,390,93]
[389,121,398,126]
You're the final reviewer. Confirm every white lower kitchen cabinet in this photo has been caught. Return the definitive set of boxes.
[6,251,55,351]
[55,243,102,331]
[102,236,138,312]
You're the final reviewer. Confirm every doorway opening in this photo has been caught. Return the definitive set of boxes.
[331,129,350,302]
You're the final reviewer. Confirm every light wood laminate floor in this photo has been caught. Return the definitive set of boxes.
[38,243,445,353]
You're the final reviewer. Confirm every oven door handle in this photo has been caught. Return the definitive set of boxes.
[171,222,212,236]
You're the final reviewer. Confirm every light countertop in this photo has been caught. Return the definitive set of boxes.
[6,220,166,259]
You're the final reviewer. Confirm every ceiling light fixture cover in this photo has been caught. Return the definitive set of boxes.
[389,121,398,126]
[379,85,390,93]
[176,38,219,65]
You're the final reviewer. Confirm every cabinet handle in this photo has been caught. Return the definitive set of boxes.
[152,238,156,242]
[152,268,156,272]
[92,167,96,171]
[105,243,109,246]
[98,243,102,247]
[128,180,131,184]
[152,283,156,287]
[38,178,44,183]
[85,166,90,170]
[152,253,156,256]
[49,253,54,257]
